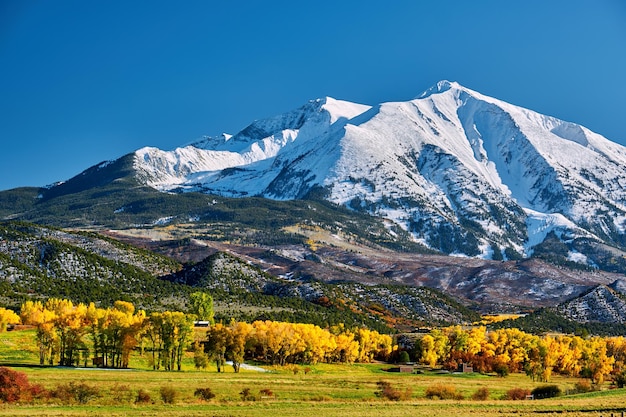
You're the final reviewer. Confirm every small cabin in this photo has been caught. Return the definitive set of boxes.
[387,365,416,373]
[457,363,473,373]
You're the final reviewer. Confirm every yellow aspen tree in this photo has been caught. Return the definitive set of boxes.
[540,336,558,382]
[582,337,615,385]
[20,300,57,365]
[205,322,229,372]
[467,326,486,355]
[85,303,106,366]
[333,331,359,363]
[228,321,253,372]
[420,334,438,367]
[0,307,20,332]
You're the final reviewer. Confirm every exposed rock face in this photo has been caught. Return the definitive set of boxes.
[557,285,626,323]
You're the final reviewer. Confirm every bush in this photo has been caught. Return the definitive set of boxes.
[375,380,412,401]
[193,342,209,370]
[613,370,626,388]
[51,381,100,404]
[28,383,49,401]
[259,388,274,398]
[424,383,462,400]
[240,387,257,401]
[194,387,216,401]
[398,350,411,364]
[135,389,151,404]
[110,383,134,404]
[50,383,73,404]
[574,379,593,393]
[471,387,490,401]
[493,362,509,377]
[160,386,178,404]
[503,387,530,400]
[0,367,32,403]
[72,382,100,404]
[531,385,561,399]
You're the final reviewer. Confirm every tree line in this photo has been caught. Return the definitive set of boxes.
[201,321,393,372]
[9,296,626,386]
[17,293,214,370]
[410,326,626,386]
[10,296,393,371]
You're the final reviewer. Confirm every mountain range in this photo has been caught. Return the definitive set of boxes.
[58,80,626,260]
[2,80,626,327]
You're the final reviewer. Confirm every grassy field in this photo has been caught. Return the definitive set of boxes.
[1,330,626,416]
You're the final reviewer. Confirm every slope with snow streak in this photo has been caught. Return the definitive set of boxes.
[132,81,626,260]
[134,97,371,192]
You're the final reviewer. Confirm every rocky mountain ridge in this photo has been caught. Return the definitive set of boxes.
[129,81,626,262]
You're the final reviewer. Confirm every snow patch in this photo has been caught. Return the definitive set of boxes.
[152,216,175,225]
[321,97,370,123]
[524,209,594,255]
[567,250,588,264]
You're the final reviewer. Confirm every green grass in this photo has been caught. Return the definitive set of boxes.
[1,329,626,416]
[0,329,39,364]
[1,366,625,416]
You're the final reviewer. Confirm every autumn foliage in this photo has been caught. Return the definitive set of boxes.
[416,325,625,385]
[9,296,626,387]
[203,320,394,371]
[0,367,46,403]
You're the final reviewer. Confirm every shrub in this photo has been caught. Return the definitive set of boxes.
[160,386,178,404]
[375,380,412,401]
[50,383,73,404]
[503,387,530,400]
[613,370,626,388]
[193,342,209,370]
[424,383,463,400]
[73,382,100,404]
[135,389,152,404]
[259,388,274,398]
[51,381,100,404]
[531,385,561,399]
[194,387,216,401]
[0,367,32,403]
[28,383,49,401]
[110,383,134,404]
[471,387,490,401]
[240,387,256,401]
[493,362,509,377]
[574,379,593,393]
[398,350,411,364]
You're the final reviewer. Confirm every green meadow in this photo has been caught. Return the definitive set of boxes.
[1,329,625,417]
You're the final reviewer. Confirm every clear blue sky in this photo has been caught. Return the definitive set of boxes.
[1,0,625,191]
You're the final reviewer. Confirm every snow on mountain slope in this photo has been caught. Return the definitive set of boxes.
[132,81,626,259]
[135,97,370,191]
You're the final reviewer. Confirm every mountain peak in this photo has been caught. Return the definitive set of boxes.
[109,80,626,262]
[315,96,371,124]
[417,80,463,98]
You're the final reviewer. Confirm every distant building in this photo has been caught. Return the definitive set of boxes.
[457,363,473,373]
[387,365,416,373]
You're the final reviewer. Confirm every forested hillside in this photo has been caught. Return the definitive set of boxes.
[0,221,480,332]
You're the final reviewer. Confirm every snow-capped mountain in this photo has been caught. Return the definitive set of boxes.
[127,81,626,259]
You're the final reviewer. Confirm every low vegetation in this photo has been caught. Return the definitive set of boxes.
[0,323,625,415]
[0,361,624,416]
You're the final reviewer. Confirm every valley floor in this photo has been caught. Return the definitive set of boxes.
[0,364,624,417]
